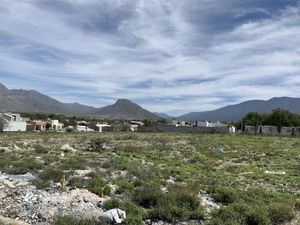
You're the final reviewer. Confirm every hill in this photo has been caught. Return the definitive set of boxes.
[0,83,160,120]
[178,97,300,122]
[93,99,160,120]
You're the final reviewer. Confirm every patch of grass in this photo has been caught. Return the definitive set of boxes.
[34,144,49,154]
[87,172,111,196]
[52,215,109,225]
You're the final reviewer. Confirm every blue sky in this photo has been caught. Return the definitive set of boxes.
[0,0,300,116]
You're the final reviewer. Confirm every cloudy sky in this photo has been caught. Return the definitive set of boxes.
[0,0,300,115]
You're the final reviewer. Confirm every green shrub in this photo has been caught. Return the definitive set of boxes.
[210,187,238,204]
[8,158,43,174]
[103,198,122,210]
[68,177,87,189]
[132,185,164,208]
[34,144,49,154]
[115,179,134,194]
[189,208,206,220]
[86,138,108,152]
[87,173,110,196]
[39,168,65,183]
[52,215,109,225]
[268,203,294,225]
[245,206,271,225]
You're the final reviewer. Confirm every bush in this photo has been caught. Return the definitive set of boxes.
[39,168,65,183]
[143,184,205,223]
[34,144,49,154]
[86,138,108,152]
[8,158,43,174]
[103,198,122,210]
[115,179,134,194]
[132,185,164,208]
[87,173,110,196]
[103,199,144,225]
[210,187,238,204]
[68,177,87,189]
[268,203,294,225]
[245,206,271,225]
[52,215,109,225]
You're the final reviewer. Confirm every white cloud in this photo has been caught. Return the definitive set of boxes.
[0,0,299,115]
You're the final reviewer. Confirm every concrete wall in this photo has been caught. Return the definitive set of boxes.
[149,125,229,133]
[258,125,279,135]
[244,125,300,136]
[3,121,27,132]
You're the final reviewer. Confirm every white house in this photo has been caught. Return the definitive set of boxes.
[194,120,226,128]
[50,120,64,131]
[96,123,111,132]
[0,113,27,132]
[228,125,236,134]
[76,121,94,132]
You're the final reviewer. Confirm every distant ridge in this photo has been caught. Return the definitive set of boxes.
[178,97,300,122]
[1,82,299,122]
[92,99,160,120]
[0,82,160,120]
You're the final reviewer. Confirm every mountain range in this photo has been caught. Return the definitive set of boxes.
[0,82,299,121]
[178,97,300,122]
[0,83,159,120]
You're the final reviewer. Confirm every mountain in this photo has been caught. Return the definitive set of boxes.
[93,99,160,120]
[178,97,300,122]
[0,86,95,115]
[0,83,160,120]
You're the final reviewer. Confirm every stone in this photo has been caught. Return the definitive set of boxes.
[61,144,75,152]
[102,208,126,224]
[3,180,16,188]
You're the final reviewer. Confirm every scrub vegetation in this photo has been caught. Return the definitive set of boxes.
[0,132,299,225]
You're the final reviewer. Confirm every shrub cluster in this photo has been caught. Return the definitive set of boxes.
[132,184,205,223]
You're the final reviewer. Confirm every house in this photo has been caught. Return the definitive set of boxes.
[172,120,190,127]
[228,125,236,134]
[76,121,94,132]
[257,125,279,135]
[130,124,139,132]
[244,125,256,134]
[27,120,47,131]
[281,127,300,136]
[128,121,145,132]
[50,120,64,131]
[95,123,111,132]
[193,120,226,128]
[0,113,27,132]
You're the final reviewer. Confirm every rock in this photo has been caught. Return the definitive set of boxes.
[18,211,29,218]
[13,144,20,150]
[3,180,16,188]
[61,144,75,152]
[102,208,126,224]
[0,215,30,225]
[198,191,220,214]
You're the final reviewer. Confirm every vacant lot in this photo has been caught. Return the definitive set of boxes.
[0,132,299,225]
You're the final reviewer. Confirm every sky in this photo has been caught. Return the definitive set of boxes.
[0,0,300,116]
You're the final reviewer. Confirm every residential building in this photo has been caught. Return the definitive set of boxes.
[76,121,94,132]
[0,113,27,132]
[193,120,226,128]
[50,120,64,131]
[95,123,111,132]
[27,120,47,131]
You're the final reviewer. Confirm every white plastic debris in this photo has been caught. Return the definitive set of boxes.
[264,170,286,175]
[102,208,126,224]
